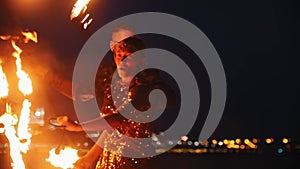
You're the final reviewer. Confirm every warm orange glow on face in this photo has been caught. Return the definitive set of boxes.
[0,61,9,98]
[46,147,79,169]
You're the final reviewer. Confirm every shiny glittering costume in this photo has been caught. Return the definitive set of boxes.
[94,36,177,169]
[95,68,168,169]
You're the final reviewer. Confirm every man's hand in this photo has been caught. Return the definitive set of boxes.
[56,116,83,132]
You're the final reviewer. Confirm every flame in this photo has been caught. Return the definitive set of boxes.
[83,18,93,30]
[70,0,93,30]
[0,30,37,169]
[46,147,79,169]
[17,99,32,153]
[0,35,12,41]
[70,0,91,20]
[11,40,33,95]
[0,61,9,98]
[22,31,38,43]
[0,104,27,169]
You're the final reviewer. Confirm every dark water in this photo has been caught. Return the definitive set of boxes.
[1,151,298,169]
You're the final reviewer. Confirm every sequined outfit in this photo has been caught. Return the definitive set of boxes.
[95,69,165,169]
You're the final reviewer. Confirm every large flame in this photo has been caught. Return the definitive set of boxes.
[0,31,37,169]
[0,104,27,169]
[11,40,33,96]
[46,147,79,169]
[17,99,32,152]
[0,61,9,98]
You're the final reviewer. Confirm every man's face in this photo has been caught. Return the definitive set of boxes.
[114,44,139,80]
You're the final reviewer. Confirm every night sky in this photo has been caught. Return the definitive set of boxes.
[0,0,299,140]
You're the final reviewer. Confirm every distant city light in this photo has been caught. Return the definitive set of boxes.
[212,139,218,145]
[223,139,229,145]
[277,148,283,154]
[218,141,223,146]
[282,138,289,144]
[265,138,274,144]
[252,138,258,144]
[235,138,242,144]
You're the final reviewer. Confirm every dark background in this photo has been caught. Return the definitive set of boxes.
[0,0,299,168]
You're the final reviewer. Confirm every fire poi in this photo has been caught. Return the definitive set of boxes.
[0,31,37,169]
[70,0,93,30]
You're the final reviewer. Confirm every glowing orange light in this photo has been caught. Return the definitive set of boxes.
[252,138,258,144]
[211,139,218,145]
[11,40,33,95]
[239,145,246,149]
[235,138,242,144]
[22,31,38,43]
[282,138,289,144]
[227,144,239,149]
[0,61,9,98]
[70,0,91,20]
[244,139,257,149]
[0,35,12,41]
[266,138,274,144]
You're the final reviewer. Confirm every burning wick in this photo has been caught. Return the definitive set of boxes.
[70,0,93,30]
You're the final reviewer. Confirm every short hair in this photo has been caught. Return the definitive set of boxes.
[112,23,136,35]
[116,36,145,53]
